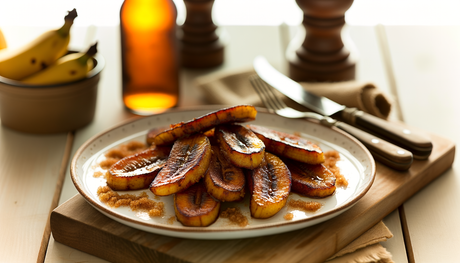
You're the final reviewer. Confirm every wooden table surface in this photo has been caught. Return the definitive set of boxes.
[0,23,457,263]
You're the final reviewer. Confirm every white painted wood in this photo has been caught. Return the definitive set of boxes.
[384,25,460,263]
[46,235,110,263]
[0,127,68,262]
[382,209,408,263]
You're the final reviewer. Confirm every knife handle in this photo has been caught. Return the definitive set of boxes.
[334,121,413,171]
[341,108,433,159]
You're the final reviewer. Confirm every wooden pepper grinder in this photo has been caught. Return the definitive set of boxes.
[179,0,224,68]
[287,0,355,82]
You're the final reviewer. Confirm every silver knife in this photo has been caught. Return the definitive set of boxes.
[253,56,432,159]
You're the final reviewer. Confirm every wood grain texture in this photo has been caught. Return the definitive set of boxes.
[37,132,74,263]
[381,209,408,263]
[50,131,454,263]
[0,127,68,263]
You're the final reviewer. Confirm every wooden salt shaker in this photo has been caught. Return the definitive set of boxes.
[179,0,224,68]
[287,0,356,82]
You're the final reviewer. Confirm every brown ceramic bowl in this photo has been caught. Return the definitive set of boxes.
[0,53,104,134]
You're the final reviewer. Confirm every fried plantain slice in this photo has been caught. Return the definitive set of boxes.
[150,133,212,196]
[174,180,221,227]
[216,124,265,169]
[246,152,291,219]
[152,105,257,146]
[284,159,336,198]
[247,124,325,164]
[204,145,245,202]
[146,126,170,146]
[107,146,171,191]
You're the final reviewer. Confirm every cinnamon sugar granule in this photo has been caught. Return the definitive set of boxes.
[220,207,248,227]
[288,199,322,212]
[324,150,348,188]
[97,186,164,217]
[284,212,294,221]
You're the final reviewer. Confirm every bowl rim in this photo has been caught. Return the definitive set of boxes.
[0,52,105,88]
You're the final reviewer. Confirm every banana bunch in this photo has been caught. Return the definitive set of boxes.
[0,9,77,80]
[22,42,98,85]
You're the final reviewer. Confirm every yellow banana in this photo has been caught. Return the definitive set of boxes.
[21,42,98,85]
[0,28,7,50]
[0,9,77,80]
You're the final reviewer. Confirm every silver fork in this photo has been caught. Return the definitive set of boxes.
[249,75,413,171]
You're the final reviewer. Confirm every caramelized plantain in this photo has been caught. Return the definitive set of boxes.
[146,126,170,146]
[204,146,245,202]
[284,159,336,198]
[247,124,325,165]
[107,146,171,191]
[150,133,211,196]
[203,128,217,144]
[246,152,291,219]
[174,180,221,227]
[152,105,257,146]
[216,124,265,169]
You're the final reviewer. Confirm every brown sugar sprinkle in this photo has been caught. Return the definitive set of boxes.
[167,216,176,225]
[93,171,104,178]
[324,150,348,188]
[284,212,294,221]
[99,158,120,170]
[97,186,164,217]
[104,149,126,160]
[335,174,349,188]
[288,199,322,212]
[104,141,148,163]
[220,207,248,227]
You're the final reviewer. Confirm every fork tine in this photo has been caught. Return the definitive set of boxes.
[249,75,287,112]
[249,75,275,111]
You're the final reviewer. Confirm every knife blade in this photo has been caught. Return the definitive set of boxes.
[253,56,433,159]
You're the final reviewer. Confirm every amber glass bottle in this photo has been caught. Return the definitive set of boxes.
[120,0,179,115]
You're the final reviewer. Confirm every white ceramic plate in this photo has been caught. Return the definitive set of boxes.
[71,106,376,240]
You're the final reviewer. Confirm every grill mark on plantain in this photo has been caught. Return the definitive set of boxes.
[234,131,253,151]
[194,186,203,206]
[169,143,198,178]
[261,163,278,198]
[219,157,236,183]
[223,170,235,182]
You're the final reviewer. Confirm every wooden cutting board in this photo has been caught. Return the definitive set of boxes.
[51,132,455,263]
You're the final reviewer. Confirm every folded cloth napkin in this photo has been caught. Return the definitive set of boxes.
[194,68,395,263]
[195,67,392,119]
[327,221,394,263]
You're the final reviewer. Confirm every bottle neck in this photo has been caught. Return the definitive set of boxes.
[121,0,177,31]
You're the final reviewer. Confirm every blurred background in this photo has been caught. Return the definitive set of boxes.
[1,0,460,27]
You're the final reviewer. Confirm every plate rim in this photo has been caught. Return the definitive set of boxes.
[70,106,376,234]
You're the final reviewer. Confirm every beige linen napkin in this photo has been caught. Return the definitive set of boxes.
[194,68,395,262]
[327,221,394,263]
[195,67,392,119]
